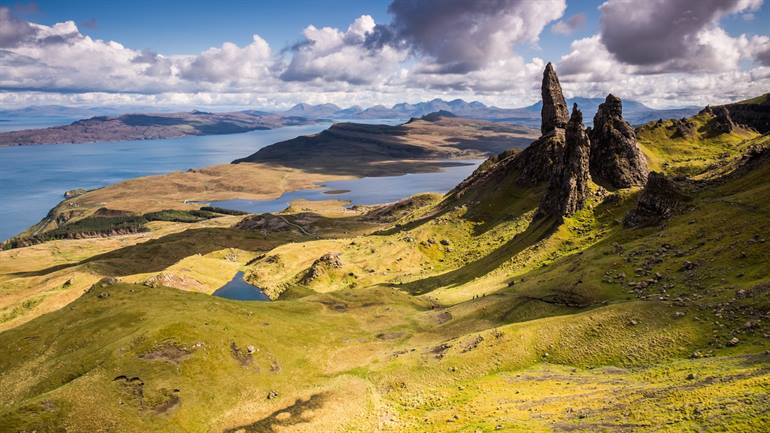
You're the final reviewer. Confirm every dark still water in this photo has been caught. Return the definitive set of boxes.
[0,123,335,241]
[213,272,269,301]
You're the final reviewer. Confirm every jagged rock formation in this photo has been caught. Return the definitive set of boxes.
[624,172,690,227]
[589,94,649,188]
[447,63,571,203]
[716,93,770,133]
[536,104,591,219]
[671,118,697,139]
[541,62,569,134]
[700,105,737,134]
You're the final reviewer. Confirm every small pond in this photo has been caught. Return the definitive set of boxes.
[212,272,269,301]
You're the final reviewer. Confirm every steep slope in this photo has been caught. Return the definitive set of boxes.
[717,92,770,133]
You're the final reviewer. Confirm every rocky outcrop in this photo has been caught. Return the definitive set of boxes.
[589,94,649,188]
[716,93,770,134]
[536,104,591,219]
[64,188,87,199]
[144,272,208,292]
[446,63,570,202]
[541,62,569,134]
[624,172,690,227]
[301,253,343,284]
[671,118,697,139]
[702,105,737,134]
[235,213,319,236]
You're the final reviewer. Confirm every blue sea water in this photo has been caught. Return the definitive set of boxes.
[0,122,335,241]
[0,118,480,242]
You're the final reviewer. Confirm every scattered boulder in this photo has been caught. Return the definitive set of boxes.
[541,62,569,134]
[461,335,484,353]
[536,104,591,219]
[267,390,279,400]
[624,172,690,227]
[589,94,649,188]
[230,342,253,366]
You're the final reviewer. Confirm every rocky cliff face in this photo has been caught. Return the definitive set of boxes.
[541,62,569,135]
[536,105,591,219]
[589,94,649,188]
[624,172,690,227]
[700,105,738,135]
[718,93,770,134]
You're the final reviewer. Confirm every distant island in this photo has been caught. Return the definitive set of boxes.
[0,96,701,147]
[0,110,315,146]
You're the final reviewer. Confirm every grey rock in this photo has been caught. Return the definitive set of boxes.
[536,104,591,219]
[624,172,690,227]
[540,62,569,134]
[589,94,649,188]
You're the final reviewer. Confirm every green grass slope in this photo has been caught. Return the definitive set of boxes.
[1,110,770,432]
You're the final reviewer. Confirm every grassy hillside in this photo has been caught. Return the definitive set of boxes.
[1,109,769,431]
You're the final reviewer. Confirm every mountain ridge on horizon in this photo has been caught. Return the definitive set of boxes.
[1,96,701,128]
[279,96,701,126]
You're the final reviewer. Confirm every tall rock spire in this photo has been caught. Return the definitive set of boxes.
[589,94,649,188]
[536,104,591,219]
[540,62,569,135]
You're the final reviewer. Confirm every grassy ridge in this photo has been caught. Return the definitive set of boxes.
[1,111,769,431]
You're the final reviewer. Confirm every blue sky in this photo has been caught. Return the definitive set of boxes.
[1,0,769,109]
[8,0,392,54]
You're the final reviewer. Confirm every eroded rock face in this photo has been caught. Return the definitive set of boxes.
[536,104,591,219]
[716,94,770,134]
[513,129,566,185]
[589,94,649,188]
[541,62,569,135]
[624,172,690,227]
[711,106,737,134]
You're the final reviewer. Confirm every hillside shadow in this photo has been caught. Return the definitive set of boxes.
[222,392,329,433]
[395,216,557,295]
[10,209,373,279]
[9,227,273,278]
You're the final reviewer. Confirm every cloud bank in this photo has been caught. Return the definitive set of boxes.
[0,0,768,109]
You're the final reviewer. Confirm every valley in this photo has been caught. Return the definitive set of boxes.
[0,63,769,432]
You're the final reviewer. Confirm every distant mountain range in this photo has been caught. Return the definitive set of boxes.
[1,97,700,131]
[281,97,701,127]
